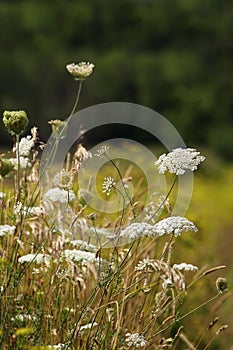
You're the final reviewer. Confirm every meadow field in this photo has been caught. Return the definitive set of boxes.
[0,63,232,350]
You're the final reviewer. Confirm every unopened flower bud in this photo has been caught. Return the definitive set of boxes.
[3,110,28,135]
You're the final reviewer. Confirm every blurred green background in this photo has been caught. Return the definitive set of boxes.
[0,0,233,159]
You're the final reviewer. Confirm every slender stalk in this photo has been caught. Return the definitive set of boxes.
[16,134,20,202]
[147,175,177,223]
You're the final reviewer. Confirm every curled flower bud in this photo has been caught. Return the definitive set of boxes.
[0,158,14,178]
[66,62,94,80]
[216,277,228,293]
[3,110,28,136]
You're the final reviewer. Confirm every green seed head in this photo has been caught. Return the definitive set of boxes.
[3,110,28,136]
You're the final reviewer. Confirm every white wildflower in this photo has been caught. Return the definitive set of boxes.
[102,176,116,196]
[70,240,97,252]
[0,192,6,199]
[18,253,51,266]
[80,322,98,332]
[153,216,198,237]
[11,314,36,322]
[66,62,94,79]
[13,135,34,157]
[9,156,31,169]
[155,148,205,175]
[95,145,110,158]
[120,222,157,240]
[125,332,147,348]
[173,263,198,272]
[47,344,70,350]
[53,169,73,190]
[0,224,16,236]
[14,202,23,215]
[45,188,76,203]
[22,206,43,216]
[62,249,100,265]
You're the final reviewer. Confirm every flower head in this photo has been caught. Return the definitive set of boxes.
[3,110,28,135]
[14,135,34,157]
[125,333,147,348]
[95,145,110,158]
[62,249,102,265]
[18,253,51,266]
[153,216,198,237]
[120,222,157,240]
[0,224,16,236]
[155,148,205,175]
[66,62,94,80]
[102,176,116,196]
[173,263,198,272]
[9,156,32,169]
[45,188,76,203]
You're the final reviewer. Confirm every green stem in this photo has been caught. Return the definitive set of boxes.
[147,175,177,223]
[16,134,20,202]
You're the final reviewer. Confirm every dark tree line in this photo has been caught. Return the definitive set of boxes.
[0,0,232,159]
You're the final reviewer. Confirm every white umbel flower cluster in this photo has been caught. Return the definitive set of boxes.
[125,332,147,348]
[95,145,110,158]
[0,224,16,236]
[18,253,51,266]
[45,188,76,203]
[62,249,100,265]
[155,148,205,175]
[47,344,70,350]
[120,222,158,240]
[10,135,35,170]
[66,62,94,79]
[9,156,32,169]
[173,263,198,272]
[102,176,116,196]
[120,216,197,240]
[153,216,198,237]
[17,136,35,157]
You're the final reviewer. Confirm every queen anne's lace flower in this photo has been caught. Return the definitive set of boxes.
[62,249,100,265]
[102,176,116,196]
[125,333,147,348]
[120,222,158,240]
[173,263,198,272]
[18,253,51,266]
[66,62,94,79]
[95,145,110,158]
[153,216,198,237]
[13,135,34,157]
[45,188,76,203]
[0,224,16,236]
[155,148,205,175]
[9,156,32,169]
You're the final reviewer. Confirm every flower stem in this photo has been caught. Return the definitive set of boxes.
[16,134,20,202]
